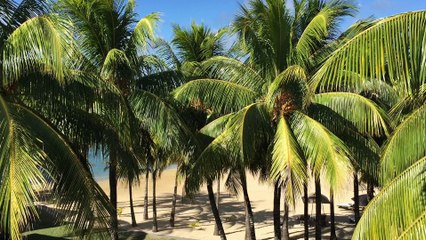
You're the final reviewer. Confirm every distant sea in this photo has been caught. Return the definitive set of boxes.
[88,149,177,181]
[88,150,109,181]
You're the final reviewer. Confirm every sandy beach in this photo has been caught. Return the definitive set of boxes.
[97,169,363,240]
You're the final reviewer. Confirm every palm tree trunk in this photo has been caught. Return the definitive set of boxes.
[214,176,221,235]
[273,181,281,240]
[109,150,119,240]
[241,172,256,240]
[330,189,336,240]
[367,180,374,203]
[281,199,290,240]
[315,177,322,240]
[181,176,187,202]
[152,170,158,232]
[129,179,137,227]
[143,170,149,220]
[353,172,360,223]
[170,170,178,227]
[207,180,227,240]
[304,183,309,240]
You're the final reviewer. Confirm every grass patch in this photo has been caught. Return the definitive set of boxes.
[22,225,71,239]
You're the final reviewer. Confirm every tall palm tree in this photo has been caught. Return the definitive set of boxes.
[54,0,185,238]
[155,22,228,228]
[310,10,426,239]
[0,0,113,239]
[173,1,391,239]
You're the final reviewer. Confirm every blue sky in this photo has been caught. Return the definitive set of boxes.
[136,0,426,41]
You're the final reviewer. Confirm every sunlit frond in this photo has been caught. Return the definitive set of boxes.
[201,56,265,92]
[2,15,66,85]
[314,92,391,137]
[199,113,235,138]
[173,79,259,114]
[0,97,45,239]
[290,111,352,189]
[353,157,426,240]
[313,11,426,94]
[11,103,112,238]
[381,104,426,184]
[307,103,380,180]
[296,7,332,61]
[271,116,307,206]
[100,48,132,81]
[130,12,160,51]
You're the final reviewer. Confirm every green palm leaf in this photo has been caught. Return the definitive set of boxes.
[291,111,352,189]
[129,12,160,51]
[0,99,112,239]
[100,48,132,81]
[173,79,259,114]
[0,97,45,239]
[352,157,426,240]
[266,65,310,110]
[201,56,266,92]
[130,90,194,150]
[2,15,67,85]
[199,113,235,138]
[271,116,307,206]
[312,11,426,94]
[381,104,426,183]
[314,92,391,137]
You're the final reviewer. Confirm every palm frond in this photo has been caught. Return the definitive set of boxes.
[312,11,426,94]
[266,65,310,110]
[201,56,265,92]
[308,103,380,180]
[296,6,332,61]
[290,111,352,189]
[11,103,112,238]
[314,92,391,137]
[381,104,426,184]
[2,15,67,85]
[187,103,271,192]
[353,157,426,240]
[130,90,194,151]
[173,79,259,114]
[129,12,160,51]
[100,48,132,81]
[271,116,307,206]
[0,97,45,239]
[199,113,235,138]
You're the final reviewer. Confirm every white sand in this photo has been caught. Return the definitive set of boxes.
[98,169,363,240]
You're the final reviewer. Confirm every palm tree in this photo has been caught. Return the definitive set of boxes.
[54,0,166,238]
[154,22,228,228]
[0,0,113,239]
[173,1,392,239]
[310,10,426,239]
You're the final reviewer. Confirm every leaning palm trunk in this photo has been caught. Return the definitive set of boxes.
[281,199,290,240]
[353,172,360,223]
[109,150,119,240]
[207,180,227,240]
[315,178,322,240]
[170,170,179,227]
[330,189,336,240]
[152,170,158,232]
[273,181,281,240]
[241,172,256,240]
[129,179,137,227]
[214,176,221,235]
[304,183,309,240]
[143,170,149,220]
